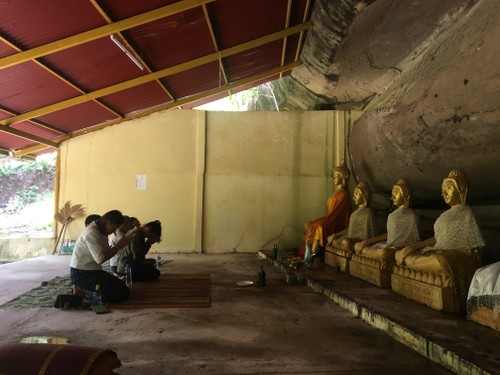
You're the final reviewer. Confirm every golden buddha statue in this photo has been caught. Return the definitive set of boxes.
[394,169,484,312]
[328,180,375,251]
[354,178,420,261]
[304,163,352,263]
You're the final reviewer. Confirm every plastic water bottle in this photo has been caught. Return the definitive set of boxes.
[93,284,102,305]
[156,254,162,268]
[125,265,133,286]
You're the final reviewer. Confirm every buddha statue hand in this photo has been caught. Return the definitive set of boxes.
[354,241,365,254]
[340,238,355,251]
[395,245,418,265]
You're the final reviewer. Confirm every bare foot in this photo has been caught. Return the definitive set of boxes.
[72,285,85,296]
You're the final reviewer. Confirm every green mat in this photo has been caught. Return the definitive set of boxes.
[1,276,73,308]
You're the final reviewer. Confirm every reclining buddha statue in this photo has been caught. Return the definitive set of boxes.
[392,169,484,314]
[325,180,376,272]
[304,163,352,265]
[348,178,421,287]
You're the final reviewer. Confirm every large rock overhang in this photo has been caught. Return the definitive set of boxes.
[278,0,500,207]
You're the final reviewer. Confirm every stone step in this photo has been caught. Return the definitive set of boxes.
[258,250,498,375]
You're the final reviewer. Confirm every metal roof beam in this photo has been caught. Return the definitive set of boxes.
[0,0,215,70]
[0,127,58,148]
[1,22,310,126]
[13,61,300,157]
[0,36,101,136]
[295,0,312,62]
[12,144,52,157]
[68,61,301,138]
[89,0,177,105]
[160,62,301,109]
[280,0,293,79]
[202,4,230,98]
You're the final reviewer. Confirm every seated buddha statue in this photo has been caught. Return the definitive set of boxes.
[304,163,352,264]
[328,180,375,251]
[354,178,420,262]
[395,169,484,313]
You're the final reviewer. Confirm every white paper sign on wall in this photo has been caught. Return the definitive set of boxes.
[136,174,147,190]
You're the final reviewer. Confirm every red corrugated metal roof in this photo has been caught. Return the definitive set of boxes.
[0,0,314,157]
[0,62,81,112]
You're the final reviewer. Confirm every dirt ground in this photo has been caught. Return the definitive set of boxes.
[0,253,453,375]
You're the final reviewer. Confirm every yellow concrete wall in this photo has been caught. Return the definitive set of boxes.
[57,109,362,254]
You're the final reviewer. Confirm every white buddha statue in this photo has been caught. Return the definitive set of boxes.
[395,169,484,314]
[354,178,420,262]
[328,180,375,251]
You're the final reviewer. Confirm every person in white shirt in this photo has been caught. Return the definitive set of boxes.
[70,210,132,303]
[84,214,101,227]
[108,216,137,275]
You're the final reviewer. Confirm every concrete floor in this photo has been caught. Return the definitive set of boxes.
[0,252,490,375]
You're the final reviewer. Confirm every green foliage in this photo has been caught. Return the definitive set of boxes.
[0,155,56,212]
[228,88,259,110]
[0,167,16,177]
[16,186,40,207]
[0,157,52,175]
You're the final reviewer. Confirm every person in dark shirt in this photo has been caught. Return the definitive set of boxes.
[117,220,162,282]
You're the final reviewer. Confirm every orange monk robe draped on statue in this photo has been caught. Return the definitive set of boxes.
[305,189,352,251]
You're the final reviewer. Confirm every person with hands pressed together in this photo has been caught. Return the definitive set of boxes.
[109,216,136,276]
[117,220,163,282]
[70,210,133,303]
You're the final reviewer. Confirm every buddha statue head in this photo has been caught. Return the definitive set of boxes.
[442,169,468,206]
[333,163,350,188]
[353,181,371,208]
[392,178,413,209]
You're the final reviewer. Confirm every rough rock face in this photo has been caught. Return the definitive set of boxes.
[346,0,500,260]
[277,0,500,205]
[275,0,500,261]
[349,0,500,204]
[273,0,369,110]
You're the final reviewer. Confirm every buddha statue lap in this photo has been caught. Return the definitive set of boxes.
[325,181,375,271]
[304,163,352,265]
[349,178,420,287]
[392,169,484,313]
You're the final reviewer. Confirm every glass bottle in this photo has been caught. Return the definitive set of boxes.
[258,265,266,287]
